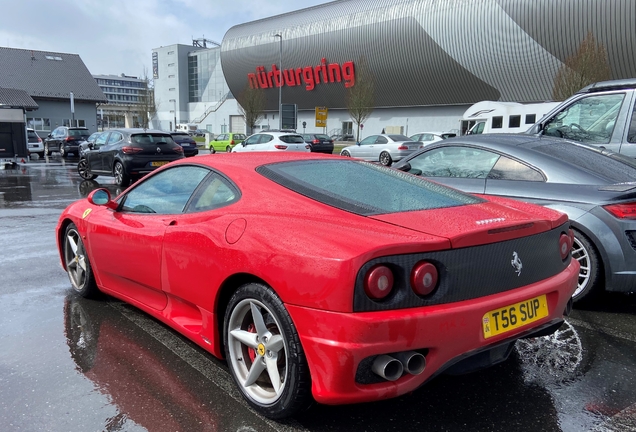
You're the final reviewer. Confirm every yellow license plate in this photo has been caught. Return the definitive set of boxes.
[151,161,169,167]
[482,294,548,339]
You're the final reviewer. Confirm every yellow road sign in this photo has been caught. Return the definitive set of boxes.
[315,106,328,127]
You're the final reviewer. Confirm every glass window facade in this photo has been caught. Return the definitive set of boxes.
[187,49,229,103]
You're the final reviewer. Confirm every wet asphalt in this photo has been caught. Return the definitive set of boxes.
[1,154,636,432]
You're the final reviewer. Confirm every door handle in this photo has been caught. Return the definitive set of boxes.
[162,219,177,226]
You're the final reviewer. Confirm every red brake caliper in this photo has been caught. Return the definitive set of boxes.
[247,323,257,363]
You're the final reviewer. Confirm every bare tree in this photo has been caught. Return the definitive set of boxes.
[134,68,158,129]
[552,32,611,101]
[238,85,266,134]
[346,58,375,142]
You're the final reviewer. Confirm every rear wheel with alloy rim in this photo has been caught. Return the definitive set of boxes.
[77,159,97,180]
[226,146,232,152]
[341,150,351,157]
[113,161,130,187]
[571,229,602,303]
[379,151,392,166]
[209,146,216,154]
[64,223,99,298]
[224,283,311,419]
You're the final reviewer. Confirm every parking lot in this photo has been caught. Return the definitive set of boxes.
[1,156,636,432]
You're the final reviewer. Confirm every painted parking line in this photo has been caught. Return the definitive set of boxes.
[110,301,309,432]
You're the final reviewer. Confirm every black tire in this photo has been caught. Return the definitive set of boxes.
[209,146,216,154]
[226,146,232,153]
[113,161,130,187]
[63,223,99,298]
[379,151,392,166]
[59,144,67,158]
[224,283,312,419]
[341,150,351,157]
[77,159,97,180]
[571,229,603,304]
[37,152,45,158]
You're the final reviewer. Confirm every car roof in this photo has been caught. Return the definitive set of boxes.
[109,128,169,135]
[408,134,636,184]
[579,78,636,94]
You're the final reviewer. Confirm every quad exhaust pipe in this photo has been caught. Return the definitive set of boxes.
[371,351,426,381]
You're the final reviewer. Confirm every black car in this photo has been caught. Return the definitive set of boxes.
[77,128,184,186]
[301,133,334,153]
[393,134,636,304]
[44,127,91,158]
[169,132,199,157]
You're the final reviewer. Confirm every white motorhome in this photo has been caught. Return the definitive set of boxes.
[176,123,198,135]
[460,101,561,135]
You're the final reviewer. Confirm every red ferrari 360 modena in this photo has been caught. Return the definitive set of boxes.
[56,152,579,419]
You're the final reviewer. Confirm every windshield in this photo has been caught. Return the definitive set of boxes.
[257,159,482,216]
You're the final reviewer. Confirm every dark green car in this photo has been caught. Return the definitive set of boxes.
[209,133,247,153]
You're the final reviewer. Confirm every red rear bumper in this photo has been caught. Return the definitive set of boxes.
[286,260,579,405]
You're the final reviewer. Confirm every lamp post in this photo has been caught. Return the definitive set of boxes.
[169,99,176,131]
[273,34,282,130]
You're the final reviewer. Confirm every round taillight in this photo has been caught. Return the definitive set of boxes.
[411,261,438,296]
[559,234,571,260]
[364,265,394,300]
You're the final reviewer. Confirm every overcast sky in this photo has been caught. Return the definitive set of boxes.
[3,0,329,77]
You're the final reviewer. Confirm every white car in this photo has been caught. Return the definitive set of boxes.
[409,131,457,145]
[231,131,311,152]
[27,128,45,157]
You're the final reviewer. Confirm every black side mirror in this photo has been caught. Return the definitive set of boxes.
[88,143,94,149]
[396,162,411,172]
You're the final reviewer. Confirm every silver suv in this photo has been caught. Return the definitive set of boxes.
[527,79,636,156]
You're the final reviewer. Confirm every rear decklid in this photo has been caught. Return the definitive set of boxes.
[370,200,567,248]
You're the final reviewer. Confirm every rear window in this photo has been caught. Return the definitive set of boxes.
[132,134,175,145]
[279,135,305,144]
[69,129,89,137]
[316,134,331,140]
[233,134,246,140]
[257,160,482,216]
[171,132,189,137]
[27,130,39,139]
[534,142,636,182]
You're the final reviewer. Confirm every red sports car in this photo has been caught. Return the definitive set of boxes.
[56,152,579,419]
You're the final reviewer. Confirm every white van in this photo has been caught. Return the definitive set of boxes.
[460,101,560,135]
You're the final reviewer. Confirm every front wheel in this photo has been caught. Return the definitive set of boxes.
[571,230,602,303]
[224,283,311,419]
[379,151,392,166]
[64,223,99,298]
[113,161,130,187]
[77,159,97,180]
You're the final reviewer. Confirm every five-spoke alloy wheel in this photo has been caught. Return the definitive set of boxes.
[224,283,311,419]
[64,223,98,298]
[571,229,601,303]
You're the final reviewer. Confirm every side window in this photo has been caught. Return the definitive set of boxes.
[244,135,260,145]
[509,115,521,128]
[525,114,537,124]
[488,156,544,181]
[409,146,500,178]
[121,166,210,214]
[411,134,421,142]
[628,105,636,144]
[95,133,109,147]
[187,174,239,212]
[375,136,388,144]
[107,132,122,144]
[544,93,626,144]
[259,134,274,143]
[359,136,376,145]
[492,117,503,129]
[421,134,434,142]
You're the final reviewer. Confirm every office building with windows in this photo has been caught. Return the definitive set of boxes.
[93,74,149,129]
[152,40,245,134]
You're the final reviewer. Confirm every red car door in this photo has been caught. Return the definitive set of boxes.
[86,209,168,310]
